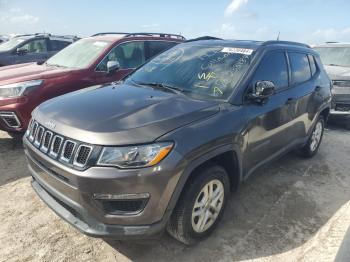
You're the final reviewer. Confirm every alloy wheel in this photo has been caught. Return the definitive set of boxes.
[191,179,225,233]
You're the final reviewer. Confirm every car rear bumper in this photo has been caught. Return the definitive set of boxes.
[23,137,183,239]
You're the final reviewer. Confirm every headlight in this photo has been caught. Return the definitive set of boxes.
[0,80,43,98]
[97,142,173,168]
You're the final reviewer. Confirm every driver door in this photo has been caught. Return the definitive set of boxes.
[92,41,146,84]
[243,51,297,173]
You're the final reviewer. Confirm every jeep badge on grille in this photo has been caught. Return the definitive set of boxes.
[46,120,56,129]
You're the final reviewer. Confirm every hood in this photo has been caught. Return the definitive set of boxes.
[33,83,220,145]
[324,65,350,80]
[0,63,73,84]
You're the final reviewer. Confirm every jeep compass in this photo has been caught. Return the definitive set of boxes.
[23,38,331,245]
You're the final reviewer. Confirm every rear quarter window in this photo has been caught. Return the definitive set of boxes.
[308,54,317,76]
[289,52,312,84]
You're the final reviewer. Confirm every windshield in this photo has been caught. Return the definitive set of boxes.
[0,38,26,51]
[127,44,254,100]
[46,39,111,69]
[314,47,350,67]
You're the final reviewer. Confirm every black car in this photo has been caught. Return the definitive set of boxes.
[314,43,350,117]
[0,33,79,66]
[23,38,331,245]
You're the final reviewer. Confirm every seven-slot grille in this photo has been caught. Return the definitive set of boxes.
[26,120,93,168]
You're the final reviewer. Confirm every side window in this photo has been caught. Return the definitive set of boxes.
[289,52,311,84]
[308,54,317,76]
[50,40,70,51]
[96,41,145,71]
[146,41,177,60]
[251,51,288,90]
[18,39,47,53]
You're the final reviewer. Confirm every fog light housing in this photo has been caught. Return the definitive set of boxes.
[93,193,150,215]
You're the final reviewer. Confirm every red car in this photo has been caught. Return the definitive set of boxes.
[0,32,185,137]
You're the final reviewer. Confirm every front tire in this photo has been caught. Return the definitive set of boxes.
[167,165,230,245]
[298,116,325,158]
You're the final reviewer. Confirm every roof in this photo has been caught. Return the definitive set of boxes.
[183,38,311,50]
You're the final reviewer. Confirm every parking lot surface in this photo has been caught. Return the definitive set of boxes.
[0,120,349,262]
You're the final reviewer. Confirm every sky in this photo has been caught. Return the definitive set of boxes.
[0,0,350,44]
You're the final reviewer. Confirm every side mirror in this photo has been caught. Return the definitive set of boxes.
[249,80,275,101]
[16,48,28,55]
[107,60,120,74]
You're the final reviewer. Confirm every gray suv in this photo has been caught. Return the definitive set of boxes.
[0,33,78,66]
[23,38,331,245]
[314,43,350,116]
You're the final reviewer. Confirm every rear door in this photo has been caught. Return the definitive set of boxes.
[286,52,319,139]
[243,51,298,172]
[14,38,49,63]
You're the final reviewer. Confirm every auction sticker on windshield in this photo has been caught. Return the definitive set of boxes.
[221,47,254,55]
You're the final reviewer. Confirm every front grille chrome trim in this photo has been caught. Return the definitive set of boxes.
[26,120,94,169]
[29,121,38,142]
[49,135,64,158]
[40,131,53,153]
[34,126,45,147]
[73,145,93,168]
[60,140,76,163]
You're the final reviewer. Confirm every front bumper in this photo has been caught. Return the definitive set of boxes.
[31,179,166,238]
[24,137,183,239]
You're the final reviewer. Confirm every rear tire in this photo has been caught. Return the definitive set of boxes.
[167,165,230,245]
[298,116,324,158]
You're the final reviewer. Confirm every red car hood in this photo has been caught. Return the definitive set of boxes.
[0,63,74,85]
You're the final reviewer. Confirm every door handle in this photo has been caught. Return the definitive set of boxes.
[285,97,295,104]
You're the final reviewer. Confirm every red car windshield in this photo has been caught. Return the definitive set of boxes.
[46,39,111,69]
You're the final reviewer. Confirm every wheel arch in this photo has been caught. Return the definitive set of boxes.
[164,144,242,221]
[320,107,330,122]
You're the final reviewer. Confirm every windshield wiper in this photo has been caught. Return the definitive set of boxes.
[327,63,341,67]
[134,81,190,95]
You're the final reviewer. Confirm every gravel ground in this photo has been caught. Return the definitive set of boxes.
[0,119,349,262]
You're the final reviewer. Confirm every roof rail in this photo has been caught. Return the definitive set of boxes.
[91,32,185,40]
[13,34,35,38]
[262,40,310,48]
[91,32,130,37]
[50,34,80,40]
[325,41,339,44]
[124,32,185,40]
[185,36,222,43]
